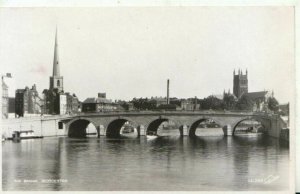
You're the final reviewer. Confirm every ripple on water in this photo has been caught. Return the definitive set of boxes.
[2,134,289,191]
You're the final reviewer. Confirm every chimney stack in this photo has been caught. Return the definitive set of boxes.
[98,93,106,98]
[167,79,170,104]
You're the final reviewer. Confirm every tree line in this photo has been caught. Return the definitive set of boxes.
[200,93,279,112]
[120,94,279,112]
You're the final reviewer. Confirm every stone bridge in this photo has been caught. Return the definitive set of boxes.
[60,111,287,138]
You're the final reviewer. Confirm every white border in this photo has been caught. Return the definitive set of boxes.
[0,1,298,194]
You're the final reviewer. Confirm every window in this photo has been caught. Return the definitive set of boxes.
[58,122,63,129]
[57,80,60,86]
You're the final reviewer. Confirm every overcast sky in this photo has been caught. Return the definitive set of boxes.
[0,7,294,103]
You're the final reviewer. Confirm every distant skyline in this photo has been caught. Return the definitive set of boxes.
[0,7,294,103]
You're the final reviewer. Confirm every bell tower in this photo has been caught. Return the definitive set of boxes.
[233,69,248,98]
[49,28,63,92]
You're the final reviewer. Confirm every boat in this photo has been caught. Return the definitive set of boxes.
[122,126,134,134]
[8,130,43,141]
[146,135,158,140]
[146,131,158,140]
[234,132,263,137]
[235,126,264,136]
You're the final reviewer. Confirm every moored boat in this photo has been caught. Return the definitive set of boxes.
[146,131,158,140]
[146,135,158,140]
[8,130,43,141]
[234,132,263,137]
[122,126,134,134]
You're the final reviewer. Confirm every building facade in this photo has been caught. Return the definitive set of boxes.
[150,96,167,107]
[2,79,9,119]
[181,98,200,111]
[233,69,248,98]
[65,93,80,114]
[242,91,272,112]
[15,88,28,117]
[15,85,41,117]
[42,89,60,115]
[82,93,117,112]
[8,97,15,114]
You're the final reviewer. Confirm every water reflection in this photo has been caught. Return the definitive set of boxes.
[2,134,289,191]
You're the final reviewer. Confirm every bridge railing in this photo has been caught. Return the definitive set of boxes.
[73,109,262,116]
[2,110,276,121]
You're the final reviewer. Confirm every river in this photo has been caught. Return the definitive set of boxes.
[2,129,289,191]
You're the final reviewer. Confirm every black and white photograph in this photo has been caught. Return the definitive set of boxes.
[0,2,296,193]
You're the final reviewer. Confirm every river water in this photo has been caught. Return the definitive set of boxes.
[2,129,289,191]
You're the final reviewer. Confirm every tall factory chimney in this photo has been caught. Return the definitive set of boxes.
[167,79,170,104]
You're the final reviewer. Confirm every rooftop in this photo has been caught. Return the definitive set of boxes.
[243,91,268,100]
[83,97,113,104]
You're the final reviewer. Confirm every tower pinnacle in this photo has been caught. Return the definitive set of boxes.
[233,68,248,98]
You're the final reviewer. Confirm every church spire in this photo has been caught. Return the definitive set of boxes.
[53,27,60,77]
[49,26,63,92]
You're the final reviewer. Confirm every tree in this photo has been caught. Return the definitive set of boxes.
[235,95,254,111]
[130,98,156,110]
[223,93,236,110]
[200,95,223,110]
[120,101,129,110]
[268,97,279,112]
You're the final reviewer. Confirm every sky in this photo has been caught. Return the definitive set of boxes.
[0,7,295,103]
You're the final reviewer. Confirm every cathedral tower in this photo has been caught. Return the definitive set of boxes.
[49,28,63,92]
[233,69,248,98]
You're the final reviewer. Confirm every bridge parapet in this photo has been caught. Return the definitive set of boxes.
[2,110,281,139]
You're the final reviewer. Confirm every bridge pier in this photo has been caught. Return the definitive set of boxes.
[267,116,288,139]
[179,125,189,136]
[137,125,146,137]
[98,125,105,136]
[96,126,100,138]
[222,125,233,136]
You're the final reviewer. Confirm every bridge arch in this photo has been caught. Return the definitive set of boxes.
[68,118,98,138]
[146,117,182,136]
[146,118,168,135]
[188,118,222,137]
[232,117,267,135]
[106,118,138,138]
